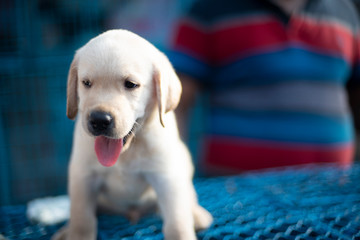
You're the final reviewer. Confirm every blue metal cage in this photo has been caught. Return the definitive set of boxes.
[0,0,103,205]
[0,0,192,205]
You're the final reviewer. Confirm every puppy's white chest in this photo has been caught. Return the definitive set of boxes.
[97,167,156,212]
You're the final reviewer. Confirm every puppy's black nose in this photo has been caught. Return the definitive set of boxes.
[88,111,114,136]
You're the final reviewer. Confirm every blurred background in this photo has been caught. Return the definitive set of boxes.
[1,0,360,206]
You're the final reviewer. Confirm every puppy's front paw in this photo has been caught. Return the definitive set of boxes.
[52,224,96,240]
[51,225,68,240]
[163,223,197,240]
[193,206,213,231]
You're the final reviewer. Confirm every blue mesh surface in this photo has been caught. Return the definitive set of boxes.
[1,164,360,240]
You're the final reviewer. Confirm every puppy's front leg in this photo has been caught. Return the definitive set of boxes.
[145,174,196,240]
[67,171,100,240]
[51,171,99,240]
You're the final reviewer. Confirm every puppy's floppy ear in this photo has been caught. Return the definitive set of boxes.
[66,56,79,120]
[153,52,182,127]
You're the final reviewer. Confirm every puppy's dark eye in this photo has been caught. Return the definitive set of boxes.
[124,80,139,89]
[82,79,92,88]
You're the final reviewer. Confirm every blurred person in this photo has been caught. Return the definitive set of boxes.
[169,0,360,175]
[105,0,192,50]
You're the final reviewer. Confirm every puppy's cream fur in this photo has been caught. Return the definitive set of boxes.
[52,30,212,240]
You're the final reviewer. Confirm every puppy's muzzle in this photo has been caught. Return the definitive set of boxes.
[88,111,114,136]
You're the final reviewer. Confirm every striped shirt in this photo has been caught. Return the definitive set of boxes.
[169,0,360,174]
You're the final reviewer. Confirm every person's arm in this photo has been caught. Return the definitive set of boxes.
[176,73,201,140]
[347,84,360,147]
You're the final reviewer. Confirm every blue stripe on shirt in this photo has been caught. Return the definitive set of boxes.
[167,50,210,81]
[208,108,354,144]
[213,46,351,87]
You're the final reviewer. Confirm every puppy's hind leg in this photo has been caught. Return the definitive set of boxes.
[193,205,213,231]
[190,185,213,231]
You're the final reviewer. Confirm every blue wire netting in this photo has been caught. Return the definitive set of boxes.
[0,0,103,205]
[1,164,360,240]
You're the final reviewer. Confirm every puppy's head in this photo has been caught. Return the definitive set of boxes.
[66,30,181,167]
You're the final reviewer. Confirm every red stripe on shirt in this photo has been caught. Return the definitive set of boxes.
[289,17,355,64]
[202,137,354,173]
[211,16,355,64]
[174,15,356,65]
[211,16,287,64]
[172,19,210,62]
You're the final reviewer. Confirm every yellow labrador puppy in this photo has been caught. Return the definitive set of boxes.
[52,30,212,240]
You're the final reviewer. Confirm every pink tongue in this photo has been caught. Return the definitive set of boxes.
[94,136,123,167]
